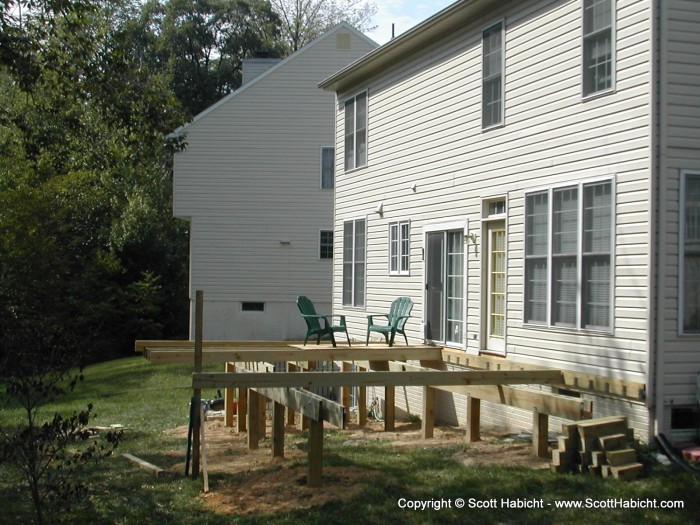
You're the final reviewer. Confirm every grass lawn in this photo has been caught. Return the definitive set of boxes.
[1,356,699,524]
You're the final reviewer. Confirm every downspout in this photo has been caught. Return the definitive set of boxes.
[647,0,664,444]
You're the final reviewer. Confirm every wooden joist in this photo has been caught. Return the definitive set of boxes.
[392,361,589,420]
[441,348,646,401]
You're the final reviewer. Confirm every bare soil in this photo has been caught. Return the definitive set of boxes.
[164,415,550,516]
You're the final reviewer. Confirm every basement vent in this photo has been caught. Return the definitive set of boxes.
[241,302,265,312]
[671,406,699,430]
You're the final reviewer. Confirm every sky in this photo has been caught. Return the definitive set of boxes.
[365,0,456,45]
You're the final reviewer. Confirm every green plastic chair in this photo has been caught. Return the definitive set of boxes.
[366,297,413,346]
[296,296,351,347]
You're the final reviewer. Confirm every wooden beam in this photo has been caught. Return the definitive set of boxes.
[136,339,295,353]
[385,386,395,431]
[192,369,562,390]
[394,362,589,420]
[147,346,443,364]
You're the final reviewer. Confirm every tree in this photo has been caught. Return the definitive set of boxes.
[135,0,284,116]
[270,0,377,52]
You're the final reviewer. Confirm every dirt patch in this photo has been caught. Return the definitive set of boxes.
[164,416,550,516]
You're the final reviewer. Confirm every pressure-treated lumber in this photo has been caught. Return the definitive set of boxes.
[307,419,324,488]
[122,453,165,477]
[192,369,562,390]
[272,402,285,459]
[392,361,589,420]
[146,346,442,364]
[422,386,435,439]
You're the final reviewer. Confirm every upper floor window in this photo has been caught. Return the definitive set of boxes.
[482,22,504,129]
[343,218,366,307]
[583,0,615,96]
[389,221,410,275]
[321,147,334,189]
[524,180,613,331]
[681,171,700,334]
[344,91,367,171]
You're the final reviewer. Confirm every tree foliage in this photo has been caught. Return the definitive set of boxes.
[270,0,376,52]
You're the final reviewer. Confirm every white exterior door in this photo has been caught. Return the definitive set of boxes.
[485,222,506,353]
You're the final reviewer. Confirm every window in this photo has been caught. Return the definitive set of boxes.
[321,147,334,189]
[389,221,410,275]
[681,171,700,334]
[524,180,613,331]
[482,22,504,129]
[320,230,333,259]
[583,0,614,96]
[344,91,367,171]
[343,218,366,306]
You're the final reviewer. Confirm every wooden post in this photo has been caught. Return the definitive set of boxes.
[191,290,203,479]
[259,395,267,438]
[341,362,351,428]
[286,363,296,425]
[237,387,248,432]
[200,405,209,493]
[422,386,435,439]
[466,395,481,442]
[533,408,549,458]
[307,418,324,488]
[358,384,367,427]
[272,401,285,459]
[247,390,260,450]
[224,362,235,428]
[384,386,395,431]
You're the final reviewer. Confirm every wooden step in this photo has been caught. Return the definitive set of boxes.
[610,462,644,481]
[606,448,637,467]
[598,433,628,451]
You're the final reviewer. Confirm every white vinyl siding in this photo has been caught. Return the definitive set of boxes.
[321,147,335,189]
[525,180,613,332]
[582,0,615,97]
[482,21,504,128]
[171,26,377,340]
[344,91,368,171]
[343,218,366,307]
[389,221,410,275]
[681,171,700,334]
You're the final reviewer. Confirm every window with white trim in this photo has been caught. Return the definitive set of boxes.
[343,218,366,306]
[344,91,367,171]
[321,147,334,189]
[389,221,410,275]
[583,0,615,96]
[482,21,504,129]
[524,180,613,330]
[319,230,333,259]
[681,171,700,334]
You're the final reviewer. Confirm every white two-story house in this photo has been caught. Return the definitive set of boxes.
[172,24,377,341]
[320,0,700,443]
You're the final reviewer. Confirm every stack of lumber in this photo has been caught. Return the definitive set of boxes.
[551,416,643,480]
